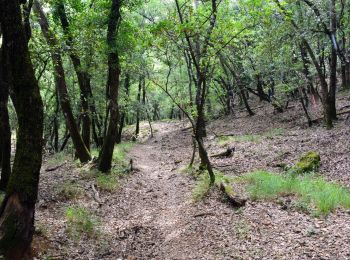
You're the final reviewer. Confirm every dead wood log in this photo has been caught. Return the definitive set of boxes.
[211,147,235,158]
[181,126,192,131]
[45,162,66,172]
[193,212,216,218]
[219,182,246,208]
[312,109,350,123]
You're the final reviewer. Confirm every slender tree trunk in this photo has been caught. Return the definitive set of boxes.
[256,74,266,101]
[329,0,337,120]
[0,0,44,257]
[238,83,254,116]
[56,1,91,151]
[116,74,130,144]
[34,0,91,163]
[135,76,142,137]
[98,0,122,173]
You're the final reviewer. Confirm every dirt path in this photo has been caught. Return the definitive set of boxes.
[100,122,206,259]
[35,106,350,259]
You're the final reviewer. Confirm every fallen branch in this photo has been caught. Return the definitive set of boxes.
[91,183,103,205]
[193,212,216,218]
[181,126,192,131]
[311,109,350,123]
[45,162,66,172]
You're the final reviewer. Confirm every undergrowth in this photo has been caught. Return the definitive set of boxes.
[240,171,350,216]
[84,142,134,191]
[218,128,284,146]
[47,152,70,167]
[65,206,100,239]
[192,171,234,201]
[57,181,84,200]
[96,173,119,191]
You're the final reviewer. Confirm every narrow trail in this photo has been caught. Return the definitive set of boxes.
[102,122,204,259]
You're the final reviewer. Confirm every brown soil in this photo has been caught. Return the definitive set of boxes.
[33,97,350,259]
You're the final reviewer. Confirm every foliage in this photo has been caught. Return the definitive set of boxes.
[240,171,350,216]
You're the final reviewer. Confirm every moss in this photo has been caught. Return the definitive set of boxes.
[291,151,320,174]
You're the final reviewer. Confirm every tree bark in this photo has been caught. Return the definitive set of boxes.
[135,76,142,137]
[329,0,337,120]
[34,0,91,162]
[98,0,122,173]
[0,42,11,191]
[116,74,130,144]
[0,0,44,257]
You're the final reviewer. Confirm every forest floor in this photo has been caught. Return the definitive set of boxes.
[33,95,350,260]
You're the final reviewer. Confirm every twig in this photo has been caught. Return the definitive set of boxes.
[91,183,103,205]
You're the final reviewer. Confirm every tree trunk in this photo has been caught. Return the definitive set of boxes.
[0,45,11,191]
[34,0,91,163]
[329,0,337,120]
[135,76,142,137]
[98,0,122,173]
[56,1,91,151]
[0,0,44,257]
[256,74,266,101]
[238,83,254,116]
[116,74,130,144]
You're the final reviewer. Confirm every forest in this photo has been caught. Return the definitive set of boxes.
[0,0,350,259]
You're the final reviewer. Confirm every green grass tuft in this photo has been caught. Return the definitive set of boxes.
[240,171,350,216]
[96,173,119,192]
[65,206,100,239]
[57,182,84,200]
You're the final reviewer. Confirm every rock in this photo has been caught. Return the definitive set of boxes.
[290,151,320,174]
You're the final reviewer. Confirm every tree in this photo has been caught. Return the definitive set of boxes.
[98,0,122,173]
[34,0,91,162]
[0,0,44,257]
[0,26,11,191]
